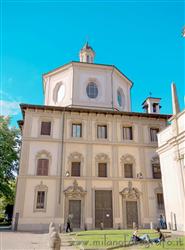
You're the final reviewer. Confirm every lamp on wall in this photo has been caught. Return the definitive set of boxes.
[65,171,70,177]
[137,172,143,179]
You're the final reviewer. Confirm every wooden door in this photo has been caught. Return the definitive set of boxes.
[95,190,113,228]
[69,200,81,228]
[126,201,138,228]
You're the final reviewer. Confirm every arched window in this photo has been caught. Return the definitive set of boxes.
[117,88,125,108]
[53,82,65,103]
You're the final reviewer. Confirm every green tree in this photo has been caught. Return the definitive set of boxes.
[0,116,20,200]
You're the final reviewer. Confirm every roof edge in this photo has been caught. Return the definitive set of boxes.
[20,103,172,120]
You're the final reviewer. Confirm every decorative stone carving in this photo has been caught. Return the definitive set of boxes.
[36,181,48,192]
[64,180,86,198]
[68,152,84,163]
[154,183,163,194]
[151,155,160,164]
[36,150,51,159]
[95,153,110,163]
[120,154,135,166]
[120,181,141,199]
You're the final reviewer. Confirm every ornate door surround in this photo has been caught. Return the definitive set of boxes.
[120,181,141,229]
[64,180,86,229]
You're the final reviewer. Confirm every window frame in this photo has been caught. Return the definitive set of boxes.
[98,163,107,177]
[97,125,108,139]
[150,128,159,142]
[37,158,49,176]
[40,121,51,136]
[71,162,81,177]
[157,193,164,210]
[72,123,82,138]
[86,82,98,99]
[123,126,133,140]
[152,163,161,179]
[34,184,48,212]
[124,163,133,178]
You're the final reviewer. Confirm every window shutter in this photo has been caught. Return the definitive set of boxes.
[37,159,42,175]
[123,127,133,140]
[157,193,164,209]
[124,164,133,178]
[41,122,51,135]
[98,163,107,177]
[152,164,161,179]
[71,162,80,176]
[37,159,49,176]
[42,159,49,176]
[97,125,107,139]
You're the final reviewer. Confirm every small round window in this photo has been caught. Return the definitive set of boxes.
[117,89,122,107]
[86,82,98,99]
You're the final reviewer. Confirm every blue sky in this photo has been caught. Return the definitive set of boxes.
[1,0,184,126]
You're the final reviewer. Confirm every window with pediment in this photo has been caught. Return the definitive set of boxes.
[151,156,161,179]
[68,152,84,177]
[34,182,48,212]
[35,150,51,176]
[121,154,135,178]
[95,153,110,177]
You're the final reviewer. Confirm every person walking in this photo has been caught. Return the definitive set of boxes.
[66,214,72,233]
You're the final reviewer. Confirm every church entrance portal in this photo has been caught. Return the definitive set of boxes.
[69,200,81,228]
[95,190,113,228]
[126,201,138,228]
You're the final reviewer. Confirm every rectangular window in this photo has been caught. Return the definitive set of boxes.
[41,121,51,136]
[97,125,107,139]
[124,164,133,178]
[72,124,82,137]
[37,159,49,176]
[152,164,161,179]
[157,193,164,210]
[98,163,107,177]
[150,128,159,142]
[123,127,133,140]
[71,162,81,177]
[36,191,45,209]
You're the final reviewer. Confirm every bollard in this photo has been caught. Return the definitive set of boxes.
[133,222,136,229]
[150,222,153,229]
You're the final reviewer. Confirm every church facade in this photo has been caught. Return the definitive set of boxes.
[13,44,171,231]
[157,84,185,232]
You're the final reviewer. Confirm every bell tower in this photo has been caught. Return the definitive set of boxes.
[79,42,95,63]
[142,97,161,114]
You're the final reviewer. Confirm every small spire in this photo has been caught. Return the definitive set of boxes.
[79,41,95,63]
[171,82,180,115]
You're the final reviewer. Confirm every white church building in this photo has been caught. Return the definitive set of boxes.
[13,43,172,231]
[157,84,185,233]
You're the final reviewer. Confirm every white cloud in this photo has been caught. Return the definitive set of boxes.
[0,100,21,116]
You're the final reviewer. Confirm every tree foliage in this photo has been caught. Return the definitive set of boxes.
[0,116,20,200]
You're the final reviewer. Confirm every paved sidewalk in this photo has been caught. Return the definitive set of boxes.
[0,231,78,250]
